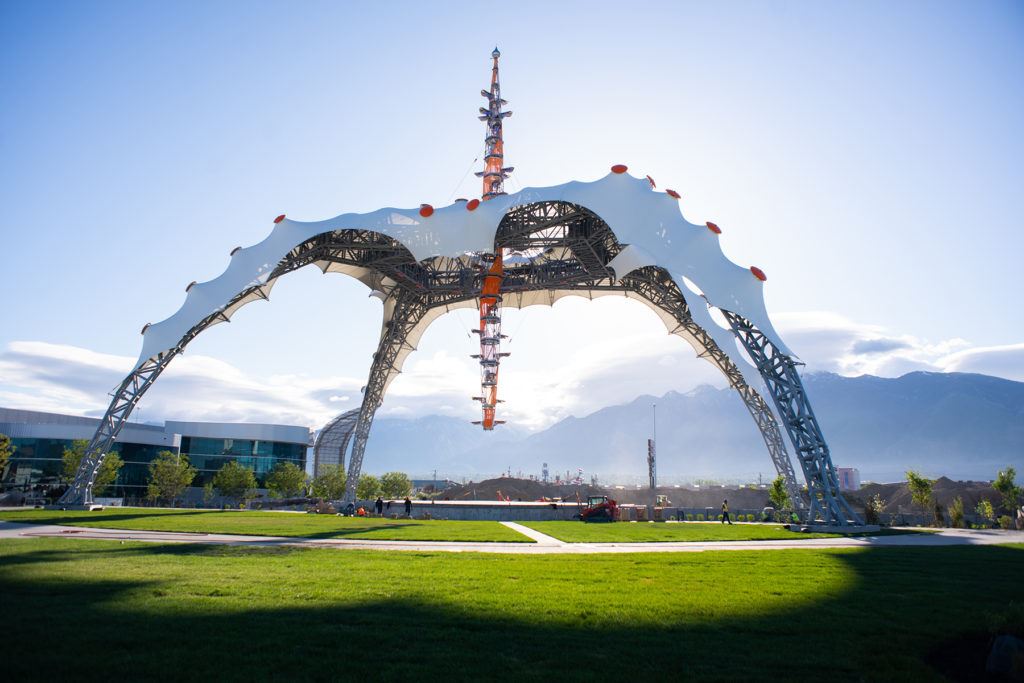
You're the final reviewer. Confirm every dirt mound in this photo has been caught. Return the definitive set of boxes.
[441,477,603,502]
[442,478,772,509]
[844,478,1001,514]
[442,477,1010,517]
[608,486,772,509]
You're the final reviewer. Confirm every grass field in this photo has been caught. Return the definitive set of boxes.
[0,508,530,542]
[1,538,1021,681]
[522,521,926,543]
[522,520,855,542]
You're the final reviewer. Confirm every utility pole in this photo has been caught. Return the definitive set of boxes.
[648,403,657,490]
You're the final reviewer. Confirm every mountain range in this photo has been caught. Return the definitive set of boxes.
[360,371,1024,483]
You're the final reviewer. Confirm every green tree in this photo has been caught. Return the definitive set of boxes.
[864,494,886,525]
[992,466,1021,515]
[0,433,14,477]
[266,461,307,498]
[146,451,196,505]
[356,473,381,500]
[975,499,995,526]
[948,496,965,528]
[62,440,123,496]
[380,471,412,499]
[310,464,346,500]
[905,470,935,511]
[768,476,790,513]
[212,460,257,506]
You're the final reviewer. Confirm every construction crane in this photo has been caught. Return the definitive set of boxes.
[471,47,513,430]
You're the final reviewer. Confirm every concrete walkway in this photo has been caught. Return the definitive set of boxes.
[499,521,565,546]
[2,520,1022,554]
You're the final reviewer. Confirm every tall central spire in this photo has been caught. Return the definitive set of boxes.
[471,48,511,431]
[476,47,513,199]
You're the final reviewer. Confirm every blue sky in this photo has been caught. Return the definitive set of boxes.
[1,1,1022,429]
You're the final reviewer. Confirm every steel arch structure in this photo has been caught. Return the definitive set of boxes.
[60,191,858,524]
[311,408,360,477]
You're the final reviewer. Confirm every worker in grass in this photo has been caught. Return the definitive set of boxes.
[721,499,733,525]
[404,496,412,517]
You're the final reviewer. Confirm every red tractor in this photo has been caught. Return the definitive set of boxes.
[579,495,618,522]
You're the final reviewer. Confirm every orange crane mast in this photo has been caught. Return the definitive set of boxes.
[471,48,513,430]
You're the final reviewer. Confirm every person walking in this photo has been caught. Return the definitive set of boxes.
[722,499,733,525]
[404,496,412,517]
[374,496,384,517]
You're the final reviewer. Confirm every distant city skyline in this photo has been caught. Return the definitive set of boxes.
[2,1,1021,430]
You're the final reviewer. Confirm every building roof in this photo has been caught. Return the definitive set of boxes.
[0,408,310,447]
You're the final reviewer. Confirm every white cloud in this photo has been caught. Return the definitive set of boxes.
[938,343,1024,382]
[0,341,361,428]
[1,310,1020,432]
[771,311,1000,377]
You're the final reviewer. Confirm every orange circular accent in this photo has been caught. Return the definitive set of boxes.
[750,266,767,282]
[706,221,721,234]
[646,175,656,188]
[466,199,481,211]
[611,164,628,174]
[274,214,286,223]
[666,189,681,199]
[419,204,434,217]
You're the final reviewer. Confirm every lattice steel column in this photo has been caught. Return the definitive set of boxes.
[58,352,180,506]
[724,311,862,525]
[342,291,432,503]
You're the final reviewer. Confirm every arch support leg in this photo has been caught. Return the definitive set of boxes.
[619,271,805,513]
[57,353,178,507]
[725,312,863,526]
[342,292,431,504]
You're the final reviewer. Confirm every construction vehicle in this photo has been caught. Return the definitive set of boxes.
[578,495,618,522]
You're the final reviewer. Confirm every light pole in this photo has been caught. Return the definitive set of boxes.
[652,403,657,446]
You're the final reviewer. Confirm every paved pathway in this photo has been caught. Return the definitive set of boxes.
[499,521,564,546]
[2,520,1022,554]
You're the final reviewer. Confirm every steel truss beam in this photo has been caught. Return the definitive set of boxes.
[616,268,806,513]
[63,200,848,525]
[724,311,863,525]
[312,408,360,477]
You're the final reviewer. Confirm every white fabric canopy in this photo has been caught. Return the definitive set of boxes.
[136,172,793,382]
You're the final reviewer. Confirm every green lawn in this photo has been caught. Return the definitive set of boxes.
[1,538,1021,681]
[522,520,918,543]
[0,507,530,542]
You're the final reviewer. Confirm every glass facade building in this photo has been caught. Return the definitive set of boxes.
[180,436,306,487]
[0,408,311,503]
[4,437,169,497]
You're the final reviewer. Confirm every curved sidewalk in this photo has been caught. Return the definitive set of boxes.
[2,520,1021,554]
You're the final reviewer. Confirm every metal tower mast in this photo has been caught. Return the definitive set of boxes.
[472,47,513,430]
[476,47,513,199]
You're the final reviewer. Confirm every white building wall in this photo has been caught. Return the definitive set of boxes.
[837,467,861,491]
